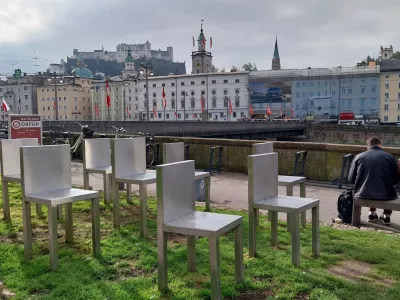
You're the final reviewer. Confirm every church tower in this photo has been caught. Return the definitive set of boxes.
[122,50,137,79]
[191,21,213,74]
[271,37,281,70]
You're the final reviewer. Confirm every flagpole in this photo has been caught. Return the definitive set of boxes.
[163,105,166,136]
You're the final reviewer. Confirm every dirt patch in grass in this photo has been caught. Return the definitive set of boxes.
[327,260,394,287]
[295,292,310,299]
[226,289,274,300]
[168,233,186,244]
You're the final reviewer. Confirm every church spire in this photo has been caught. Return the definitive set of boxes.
[198,19,206,52]
[271,36,281,70]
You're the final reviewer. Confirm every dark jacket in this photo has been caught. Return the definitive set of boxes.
[348,146,399,200]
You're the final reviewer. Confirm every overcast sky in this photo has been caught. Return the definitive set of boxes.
[0,0,399,76]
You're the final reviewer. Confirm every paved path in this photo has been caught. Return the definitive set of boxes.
[71,162,400,224]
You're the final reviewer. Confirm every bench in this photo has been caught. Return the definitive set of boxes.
[20,144,100,270]
[351,198,400,226]
[156,160,243,299]
[248,152,320,266]
[83,138,112,204]
[163,142,211,211]
[111,137,156,236]
[0,138,41,221]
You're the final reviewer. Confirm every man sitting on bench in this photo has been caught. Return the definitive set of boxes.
[348,137,399,225]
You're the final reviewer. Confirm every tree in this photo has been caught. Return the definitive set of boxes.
[241,62,257,72]
[357,55,376,66]
[211,64,219,73]
[230,65,238,72]
[392,51,400,59]
[219,68,226,73]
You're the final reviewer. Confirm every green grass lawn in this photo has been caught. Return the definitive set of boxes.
[0,182,399,300]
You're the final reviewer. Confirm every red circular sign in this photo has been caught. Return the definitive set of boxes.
[11,120,21,129]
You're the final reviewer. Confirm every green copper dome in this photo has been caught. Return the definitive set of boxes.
[126,50,134,62]
[71,67,94,79]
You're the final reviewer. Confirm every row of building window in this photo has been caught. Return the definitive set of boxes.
[384,83,400,89]
[383,104,400,111]
[145,89,241,99]
[147,111,246,120]
[1,95,29,101]
[42,106,92,111]
[0,104,29,111]
[383,92,400,100]
[294,87,377,98]
[41,97,90,102]
[384,74,400,79]
[42,115,93,120]
[0,86,29,92]
[146,79,241,88]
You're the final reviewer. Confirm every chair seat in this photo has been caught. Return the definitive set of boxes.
[354,198,400,210]
[25,188,99,206]
[278,175,306,186]
[254,195,319,213]
[116,172,157,184]
[164,211,242,238]
[3,174,21,182]
[195,171,210,180]
[86,166,112,174]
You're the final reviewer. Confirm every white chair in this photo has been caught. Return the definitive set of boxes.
[111,137,156,236]
[83,138,112,204]
[163,142,211,211]
[0,138,41,221]
[20,144,101,271]
[248,153,320,266]
[157,160,243,300]
[252,142,307,230]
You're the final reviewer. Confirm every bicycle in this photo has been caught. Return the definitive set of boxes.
[49,122,94,160]
[108,126,126,138]
[132,132,156,168]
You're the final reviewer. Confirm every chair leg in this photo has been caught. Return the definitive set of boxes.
[157,230,168,292]
[48,205,59,271]
[312,205,320,257]
[187,235,196,272]
[65,203,73,244]
[91,197,101,257]
[2,180,10,221]
[127,184,133,205]
[209,237,221,300]
[57,205,63,221]
[113,181,120,228]
[139,184,148,237]
[248,206,257,257]
[255,209,259,226]
[300,182,307,228]
[234,224,244,283]
[291,213,300,267]
[103,174,109,205]
[35,204,44,217]
[83,171,90,190]
[351,203,362,227]
[22,200,32,259]
[106,174,112,205]
[270,211,278,246]
[204,176,211,212]
[286,186,293,232]
[268,211,272,222]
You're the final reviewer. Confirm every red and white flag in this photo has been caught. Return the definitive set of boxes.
[174,111,178,119]
[2,97,9,112]
[126,106,131,116]
[266,104,272,116]
[201,96,205,113]
[162,87,166,108]
[229,98,233,114]
[249,104,254,115]
[153,106,157,119]
[95,104,99,116]
[106,81,111,107]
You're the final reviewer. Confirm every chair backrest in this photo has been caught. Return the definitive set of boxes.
[248,153,278,203]
[84,138,111,169]
[0,138,38,177]
[252,142,274,155]
[20,145,71,195]
[156,160,195,224]
[163,142,184,164]
[111,137,146,178]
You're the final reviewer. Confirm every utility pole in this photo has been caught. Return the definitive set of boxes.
[182,91,187,121]
[123,84,126,121]
[54,72,59,120]
[140,61,151,121]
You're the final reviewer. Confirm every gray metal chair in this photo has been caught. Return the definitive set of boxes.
[163,142,211,211]
[111,137,156,236]
[20,144,101,271]
[83,138,112,204]
[157,160,243,300]
[252,142,307,230]
[248,153,320,266]
[0,138,41,221]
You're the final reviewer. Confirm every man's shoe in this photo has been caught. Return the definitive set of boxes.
[368,212,378,222]
[379,215,391,225]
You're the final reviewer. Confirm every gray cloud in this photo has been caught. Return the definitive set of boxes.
[0,0,399,75]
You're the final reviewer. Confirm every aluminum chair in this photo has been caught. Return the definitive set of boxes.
[0,138,41,221]
[83,138,112,204]
[20,144,100,270]
[248,153,320,266]
[111,137,156,236]
[163,142,211,211]
[157,160,243,300]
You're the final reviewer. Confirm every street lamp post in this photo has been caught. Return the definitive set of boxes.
[140,62,152,121]
[181,91,188,121]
